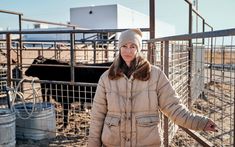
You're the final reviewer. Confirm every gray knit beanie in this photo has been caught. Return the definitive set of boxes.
[118,28,142,51]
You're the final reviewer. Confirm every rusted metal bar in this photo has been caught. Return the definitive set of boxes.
[0,28,150,36]
[11,78,97,86]
[6,33,11,87]
[0,9,23,15]
[188,2,193,109]
[188,3,193,35]
[160,41,164,70]
[93,41,97,64]
[202,19,205,44]
[148,0,156,64]
[149,0,155,39]
[70,33,75,82]
[209,27,213,84]
[19,14,23,74]
[72,26,76,60]
[184,0,204,20]
[149,28,235,42]
[163,40,169,147]
[181,127,214,147]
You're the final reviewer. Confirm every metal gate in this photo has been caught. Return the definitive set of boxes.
[149,28,235,146]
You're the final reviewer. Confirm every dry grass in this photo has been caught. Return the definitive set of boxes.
[205,50,235,64]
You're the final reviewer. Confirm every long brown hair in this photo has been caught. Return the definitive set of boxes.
[108,53,151,81]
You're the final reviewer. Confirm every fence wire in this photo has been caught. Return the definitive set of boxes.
[0,28,234,146]
[150,29,235,146]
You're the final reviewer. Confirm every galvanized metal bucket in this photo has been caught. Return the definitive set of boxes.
[0,109,16,147]
[14,102,56,140]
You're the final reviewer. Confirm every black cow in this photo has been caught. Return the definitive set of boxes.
[25,56,111,128]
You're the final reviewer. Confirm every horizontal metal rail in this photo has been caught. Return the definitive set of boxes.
[0,28,150,34]
[0,9,23,15]
[11,78,97,86]
[22,18,78,28]
[149,28,235,41]
[181,127,214,147]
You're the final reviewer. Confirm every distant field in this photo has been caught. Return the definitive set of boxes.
[205,50,235,64]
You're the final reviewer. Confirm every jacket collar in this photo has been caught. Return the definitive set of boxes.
[108,55,151,81]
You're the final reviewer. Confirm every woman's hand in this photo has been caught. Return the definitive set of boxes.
[204,119,218,132]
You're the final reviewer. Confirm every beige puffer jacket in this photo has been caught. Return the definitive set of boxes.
[88,57,208,147]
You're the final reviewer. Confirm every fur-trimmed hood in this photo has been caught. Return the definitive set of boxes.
[108,55,151,81]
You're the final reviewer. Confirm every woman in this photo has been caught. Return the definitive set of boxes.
[88,29,217,147]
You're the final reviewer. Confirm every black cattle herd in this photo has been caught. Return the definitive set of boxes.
[25,56,112,128]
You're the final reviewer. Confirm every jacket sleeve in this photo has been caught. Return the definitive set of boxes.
[157,70,208,131]
[88,76,107,147]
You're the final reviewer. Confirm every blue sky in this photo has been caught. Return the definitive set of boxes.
[1,0,235,35]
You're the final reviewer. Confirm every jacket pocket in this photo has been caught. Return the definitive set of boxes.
[136,115,161,146]
[101,115,121,146]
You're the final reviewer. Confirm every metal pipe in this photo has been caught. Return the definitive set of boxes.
[93,41,97,64]
[209,27,213,90]
[148,28,235,42]
[70,33,75,82]
[188,0,193,109]
[149,0,155,39]
[163,40,169,147]
[181,127,214,146]
[184,0,201,18]
[148,0,156,64]
[0,28,150,35]
[234,61,235,147]
[19,14,23,73]
[73,26,76,60]
[205,22,213,30]
[202,19,205,44]
[0,9,23,15]
[22,18,78,28]
[6,33,11,87]
[189,3,193,35]
[160,41,164,70]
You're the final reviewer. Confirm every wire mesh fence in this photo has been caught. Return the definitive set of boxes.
[0,28,234,146]
[150,29,235,146]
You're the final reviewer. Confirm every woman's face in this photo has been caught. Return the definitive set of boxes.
[120,42,138,67]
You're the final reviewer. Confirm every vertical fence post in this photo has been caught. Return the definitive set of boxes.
[93,41,97,64]
[160,41,164,70]
[163,40,169,147]
[202,19,205,44]
[73,26,76,60]
[70,32,75,82]
[234,65,235,146]
[18,14,23,71]
[6,33,11,87]
[148,0,156,64]
[209,27,214,84]
[188,2,193,109]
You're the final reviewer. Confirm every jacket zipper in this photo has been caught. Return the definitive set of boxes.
[130,79,133,147]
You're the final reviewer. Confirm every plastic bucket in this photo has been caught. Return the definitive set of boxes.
[0,109,16,147]
[15,102,56,140]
